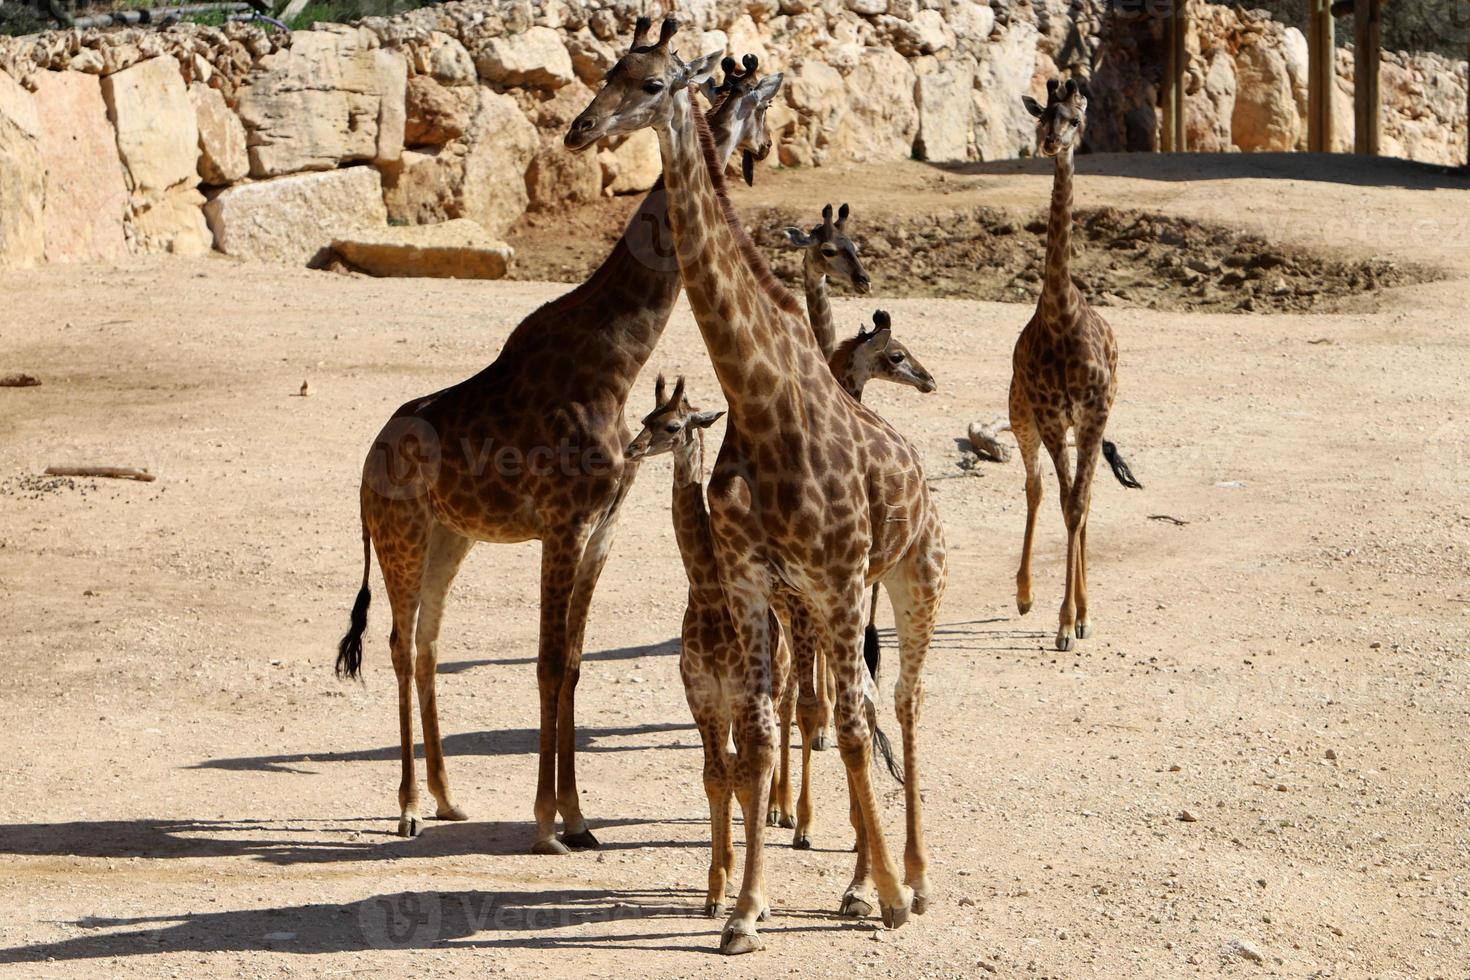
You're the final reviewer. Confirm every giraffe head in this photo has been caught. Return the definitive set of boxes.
[1023,77,1089,158]
[565,17,723,151]
[624,376,726,470]
[842,310,936,394]
[698,54,784,185]
[781,203,871,294]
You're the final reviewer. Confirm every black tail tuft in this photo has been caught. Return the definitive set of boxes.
[1102,440,1143,489]
[873,724,905,785]
[863,622,880,681]
[336,585,370,681]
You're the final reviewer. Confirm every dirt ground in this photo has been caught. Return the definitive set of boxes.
[2,153,1468,978]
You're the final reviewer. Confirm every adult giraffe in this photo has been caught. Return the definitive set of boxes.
[568,18,946,954]
[334,41,783,851]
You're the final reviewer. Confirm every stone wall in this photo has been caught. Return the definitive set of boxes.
[0,0,1465,270]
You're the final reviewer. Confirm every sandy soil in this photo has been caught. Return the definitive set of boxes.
[1,153,1468,978]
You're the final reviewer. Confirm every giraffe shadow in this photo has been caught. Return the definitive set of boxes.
[895,617,1050,654]
[190,721,697,774]
[438,637,679,673]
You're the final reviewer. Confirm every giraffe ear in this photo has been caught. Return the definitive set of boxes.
[1022,95,1044,119]
[695,75,719,104]
[689,409,726,430]
[870,327,892,353]
[753,72,783,105]
[782,227,813,248]
[678,50,723,90]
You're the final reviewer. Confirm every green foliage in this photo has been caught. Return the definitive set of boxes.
[0,3,50,35]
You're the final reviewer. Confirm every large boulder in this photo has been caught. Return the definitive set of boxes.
[834,46,918,162]
[780,57,847,166]
[383,89,537,238]
[914,60,974,162]
[189,82,249,185]
[236,28,407,177]
[330,218,513,279]
[1231,36,1302,152]
[102,56,210,256]
[204,166,388,265]
[411,31,476,86]
[0,70,44,268]
[30,70,129,264]
[474,26,574,89]
[971,18,1039,161]
[1185,47,1236,152]
[605,129,661,194]
[405,74,470,145]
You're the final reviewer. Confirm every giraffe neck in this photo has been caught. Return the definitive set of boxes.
[802,256,836,360]
[670,438,720,594]
[1041,146,1080,324]
[654,92,817,412]
[827,344,868,401]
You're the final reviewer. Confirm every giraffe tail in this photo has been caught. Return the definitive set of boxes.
[1102,440,1143,490]
[335,521,372,681]
[867,697,905,785]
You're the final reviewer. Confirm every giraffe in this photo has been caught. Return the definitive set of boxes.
[784,308,934,851]
[1010,76,1134,653]
[333,42,784,850]
[567,19,946,953]
[781,202,870,360]
[624,375,794,917]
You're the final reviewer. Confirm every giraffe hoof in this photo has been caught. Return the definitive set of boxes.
[1017,597,1032,615]
[704,902,725,919]
[912,891,930,915]
[792,834,812,851]
[812,730,832,751]
[778,814,796,830]
[531,837,572,856]
[396,815,422,838]
[560,827,600,850]
[435,803,469,822]
[1055,632,1075,653]
[719,926,763,956]
[1075,622,1091,640]
[882,903,911,929]
[766,809,781,827]
[839,892,874,918]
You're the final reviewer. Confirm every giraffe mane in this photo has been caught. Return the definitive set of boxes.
[828,331,866,376]
[689,99,804,321]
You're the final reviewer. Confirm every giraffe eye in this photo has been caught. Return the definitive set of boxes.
[889,352,905,364]
[665,422,681,433]
[643,79,666,94]
[820,244,837,257]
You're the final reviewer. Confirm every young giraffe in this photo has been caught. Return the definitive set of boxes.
[781,202,870,359]
[334,42,783,849]
[624,376,794,918]
[1010,76,1128,652]
[568,19,946,953]
[784,308,934,850]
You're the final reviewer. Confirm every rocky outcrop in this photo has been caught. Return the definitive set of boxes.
[0,0,1465,273]
[330,218,512,278]
[204,166,388,264]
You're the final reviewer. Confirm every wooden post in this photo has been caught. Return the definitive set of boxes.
[1353,0,1380,155]
[1307,0,1335,152]
[1160,0,1189,152]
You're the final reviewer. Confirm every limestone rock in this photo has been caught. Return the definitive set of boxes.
[411,31,475,85]
[130,185,213,256]
[331,218,513,279]
[103,57,200,197]
[971,19,1040,161]
[405,75,469,145]
[0,71,43,268]
[204,166,388,265]
[525,141,602,209]
[30,70,129,264]
[914,61,974,162]
[1232,36,1301,152]
[189,82,249,185]
[782,57,847,166]
[474,26,573,89]
[236,28,407,177]
[606,129,660,194]
[1186,48,1235,152]
[834,46,917,162]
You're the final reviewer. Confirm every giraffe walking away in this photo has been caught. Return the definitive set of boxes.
[1009,76,1140,654]
[567,19,946,954]
[333,47,784,850]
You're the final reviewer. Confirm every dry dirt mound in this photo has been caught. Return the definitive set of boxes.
[509,198,1436,315]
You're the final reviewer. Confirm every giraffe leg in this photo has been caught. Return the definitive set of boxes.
[555,507,624,849]
[826,581,912,927]
[414,524,474,823]
[717,594,777,955]
[376,546,426,839]
[1011,398,1043,616]
[1042,431,1075,651]
[691,695,734,917]
[531,522,591,856]
[838,767,874,917]
[768,615,795,828]
[885,526,945,914]
[1069,427,1103,643]
[786,601,823,850]
[811,642,833,751]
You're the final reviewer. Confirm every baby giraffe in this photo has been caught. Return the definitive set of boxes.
[1011,77,1130,652]
[782,203,871,359]
[625,377,791,917]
